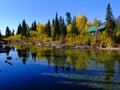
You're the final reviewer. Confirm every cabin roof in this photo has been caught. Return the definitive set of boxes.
[88,25,105,32]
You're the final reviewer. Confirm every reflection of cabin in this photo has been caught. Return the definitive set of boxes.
[88,25,105,35]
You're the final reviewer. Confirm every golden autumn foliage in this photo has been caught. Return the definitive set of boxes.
[4,35,21,41]
[3,14,120,47]
[76,15,88,34]
[37,23,46,34]
[66,24,72,33]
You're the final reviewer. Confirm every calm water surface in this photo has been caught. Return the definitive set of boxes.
[0,44,120,90]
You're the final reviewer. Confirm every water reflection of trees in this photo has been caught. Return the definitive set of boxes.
[14,44,120,72]
[12,44,120,88]
[16,44,30,64]
[89,50,120,90]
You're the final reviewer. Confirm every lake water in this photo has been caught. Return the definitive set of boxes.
[0,44,120,90]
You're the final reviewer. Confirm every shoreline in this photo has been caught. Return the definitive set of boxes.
[6,40,120,51]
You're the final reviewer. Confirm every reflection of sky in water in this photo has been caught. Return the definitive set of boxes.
[0,46,120,90]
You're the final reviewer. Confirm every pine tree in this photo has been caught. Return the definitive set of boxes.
[31,23,34,30]
[51,19,56,40]
[33,21,37,31]
[105,3,116,40]
[12,29,15,35]
[5,26,11,37]
[71,17,78,35]
[59,17,67,42]
[59,16,63,35]
[31,21,37,31]
[21,20,28,36]
[54,13,60,37]
[46,20,51,37]
[0,30,2,40]
[17,23,22,34]
[66,12,72,25]
[59,17,67,37]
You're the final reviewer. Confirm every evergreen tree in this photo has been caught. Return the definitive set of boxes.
[59,17,67,37]
[46,20,51,37]
[31,21,37,31]
[66,12,72,25]
[71,17,78,35]
[26,30,30,38]
[115,25,120,44]
[54,13,60,37]
[59,18,67,42]
[5,26,11,37]
[0,30,2,40]
[51,19,56,40]
[17,23,22,34]
[59,16,63,35]
[33,21,37,31]
[21,20,28,36]
[12,29,15,35]
[31,23,34,30]
[105,3,116,40]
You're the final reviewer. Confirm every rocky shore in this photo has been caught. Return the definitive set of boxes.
[7,40,120,51]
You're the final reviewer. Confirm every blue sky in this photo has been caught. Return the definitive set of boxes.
[0,0,120,35]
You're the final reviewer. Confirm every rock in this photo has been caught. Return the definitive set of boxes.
[8,62,11,64]
[10,63,13,65]
[7,56,12,60]
[5,60,8,63]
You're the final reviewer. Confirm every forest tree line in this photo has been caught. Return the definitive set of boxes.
[1,3,120,47]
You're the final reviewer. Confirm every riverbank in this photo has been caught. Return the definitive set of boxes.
[5,40,120,51]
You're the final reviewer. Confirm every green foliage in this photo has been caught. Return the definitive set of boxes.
[93,18,102,26]
[54,13,60,37]
[46,20,51,37]
[99,31,112,47]
[31,21,37,31]
[21,20,28,37]
[5,26,11,37]
[86,39,91,46]
[115,25,120,44]
[0,30,2,40]
[11,29,15,36]
[59,17,67,41]
[16,20,29,38]
[71,17,78,35]
[17,24,22,34]
[51,19,56,40]
[51,13,62,40]
[3,7,120,47]
[66,12,72,25]
[105,3,116,40]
